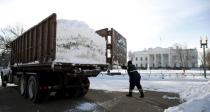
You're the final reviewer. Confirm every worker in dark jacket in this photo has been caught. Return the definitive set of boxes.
[126,60,144,98]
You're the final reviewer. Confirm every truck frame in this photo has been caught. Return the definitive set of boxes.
[0,13,127,102]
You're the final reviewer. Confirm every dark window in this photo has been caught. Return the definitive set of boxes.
[145,57,148,61]
[140,57,143,61]
[136,57,138,61]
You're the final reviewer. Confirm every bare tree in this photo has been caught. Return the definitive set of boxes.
[128,50,134,61]
[198,50,210,78]
[200,52,204,68]
[205,49,210,69]
[0,25,24,53]
[173,43,189,73]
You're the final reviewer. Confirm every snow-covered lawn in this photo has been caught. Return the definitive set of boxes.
[90,71,208,93]
[90,70,210,112]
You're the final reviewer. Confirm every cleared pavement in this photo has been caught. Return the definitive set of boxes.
[0,86,180,112]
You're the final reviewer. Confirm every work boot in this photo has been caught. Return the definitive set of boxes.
[139,89,144,98]
[126,92,132,97]
[126,89,133,97]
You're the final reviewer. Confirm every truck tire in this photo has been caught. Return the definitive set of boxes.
[79,77,90,97]
[20,76,27,97]
[28,75,40,103]
[1,73,7,87]
[72,77,90,97]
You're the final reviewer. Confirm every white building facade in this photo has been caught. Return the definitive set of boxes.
[131,47,198,69]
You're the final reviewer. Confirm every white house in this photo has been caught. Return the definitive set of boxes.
[131,47,198,69]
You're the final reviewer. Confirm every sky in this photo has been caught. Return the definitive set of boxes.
[0,0,210,52]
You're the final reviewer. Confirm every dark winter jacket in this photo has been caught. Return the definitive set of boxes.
[127,64,141,83]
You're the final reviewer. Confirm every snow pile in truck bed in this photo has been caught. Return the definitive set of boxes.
[55,19,106,64]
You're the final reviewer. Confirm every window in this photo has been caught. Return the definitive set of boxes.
[136,64,138,67]
[140,57,143,61]
[145,57,148,61]
[108,36,111,44]
[136,57,138,61]
[107,49,111,58]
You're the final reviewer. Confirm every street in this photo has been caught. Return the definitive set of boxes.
[0,86,180,112]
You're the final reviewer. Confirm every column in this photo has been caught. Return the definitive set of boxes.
[161,54,164,68]
[148,55,150,68]
[154,54,156,68]
[168,52,171,68]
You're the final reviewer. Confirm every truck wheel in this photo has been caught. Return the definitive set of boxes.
[67,77,89,97]
[20,76,27,97]
[28,75,40,103]
[73,77,90,97]
[1,74,7,87]
[79,77,90,97]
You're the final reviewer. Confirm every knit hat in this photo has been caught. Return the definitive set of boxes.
[128,60,132,65]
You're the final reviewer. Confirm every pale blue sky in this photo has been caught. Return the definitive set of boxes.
[0,0,210,52]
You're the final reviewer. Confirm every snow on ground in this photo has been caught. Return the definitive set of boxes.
[55,19,106,64]
[90,69,210,112]
[164,81,210,112]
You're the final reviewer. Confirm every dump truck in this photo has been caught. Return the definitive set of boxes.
[0,13,127,102]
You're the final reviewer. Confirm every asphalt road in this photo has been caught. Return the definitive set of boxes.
[0,86,180,112]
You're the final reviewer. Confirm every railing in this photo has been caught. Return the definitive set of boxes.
[104,69,210,79]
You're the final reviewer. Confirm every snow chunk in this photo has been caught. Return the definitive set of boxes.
[75,103,97,111]
[162,95,179,100]
[55,19,106,64]
[66,102,98,112]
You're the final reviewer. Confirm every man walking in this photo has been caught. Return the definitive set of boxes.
[126,60,144,98]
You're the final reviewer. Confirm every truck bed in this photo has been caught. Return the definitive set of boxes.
[10,13,106,66]
[10,13,126,73]
[10,13,57,65]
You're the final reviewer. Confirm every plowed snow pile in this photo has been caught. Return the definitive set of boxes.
[55,19,106,64]
[164,81,210,112]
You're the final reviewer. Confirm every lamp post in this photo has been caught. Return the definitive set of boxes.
[200,36,208,78]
